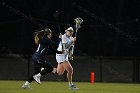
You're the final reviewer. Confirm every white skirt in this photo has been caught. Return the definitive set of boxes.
[56,53,69,63]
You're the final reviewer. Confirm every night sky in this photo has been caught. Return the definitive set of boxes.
[0,0,140,56]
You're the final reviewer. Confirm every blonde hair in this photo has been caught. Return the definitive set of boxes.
[34,28,52,45]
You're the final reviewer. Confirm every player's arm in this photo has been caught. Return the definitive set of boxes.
[65,37,76,48]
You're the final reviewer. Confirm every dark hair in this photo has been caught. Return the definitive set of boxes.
[34,28,52,45]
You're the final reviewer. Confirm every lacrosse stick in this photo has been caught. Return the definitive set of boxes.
[69,17,83,60]
[74,17,83,37]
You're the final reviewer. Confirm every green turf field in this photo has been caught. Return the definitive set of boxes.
[0,80,140,93]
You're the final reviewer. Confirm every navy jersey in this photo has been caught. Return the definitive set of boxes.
[32,35,60,63]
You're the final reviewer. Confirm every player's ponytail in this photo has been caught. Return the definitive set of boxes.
[34,28,52,45]
[34,32,40,45]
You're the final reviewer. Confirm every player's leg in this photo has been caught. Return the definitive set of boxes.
[52,67,57,74]
[57,63,65,75]
[62,61,73,85]
[22,63,41,89]
[56,53,66,75]
[63,61,79,90]
[33,62,53,84]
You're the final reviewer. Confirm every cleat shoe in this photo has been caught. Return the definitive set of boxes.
[52,68,57,74]
[22,84,33,89]
[69,84,79,90]
[33,74,41,84]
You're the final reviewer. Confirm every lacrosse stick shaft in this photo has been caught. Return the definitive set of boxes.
[71,17,83,58]
[74,27,78,37]
[70,27,79,59]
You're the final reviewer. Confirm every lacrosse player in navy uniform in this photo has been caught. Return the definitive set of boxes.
[56,27,79,90]
[22,28,58,89]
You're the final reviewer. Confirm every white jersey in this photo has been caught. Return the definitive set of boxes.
[57,34,73,52]
[56,34,74,63]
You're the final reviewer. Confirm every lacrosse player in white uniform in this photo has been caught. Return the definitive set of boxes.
[56,27,79,90]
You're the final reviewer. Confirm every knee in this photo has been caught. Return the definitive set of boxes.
[67,67,73,74]
[57,71,64,76]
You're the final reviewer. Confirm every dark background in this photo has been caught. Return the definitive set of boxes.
[0,0,140,83]
[0,0,140,56]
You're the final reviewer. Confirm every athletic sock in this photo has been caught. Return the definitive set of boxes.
[25,81,29,85]
[69,82,73,86]
[37,73,42,77]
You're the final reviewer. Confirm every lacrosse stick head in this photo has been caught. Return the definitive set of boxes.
[74,17,83,29]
